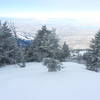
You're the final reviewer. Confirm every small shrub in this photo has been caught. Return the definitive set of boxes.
[43,58,63,72]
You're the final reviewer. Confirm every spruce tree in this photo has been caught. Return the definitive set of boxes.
[0,21,21,66]
[27,25,60,62]
[62,42,70,61]
[85,31,100,72]
[11,24,26,67]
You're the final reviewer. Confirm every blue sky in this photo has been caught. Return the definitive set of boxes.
[0,0,100,12]
[0,0,100,20]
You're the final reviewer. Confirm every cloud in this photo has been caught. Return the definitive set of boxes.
[1,11,100,21]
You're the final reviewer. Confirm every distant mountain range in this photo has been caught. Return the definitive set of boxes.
[17,38,32,47]
[0,17,99,49]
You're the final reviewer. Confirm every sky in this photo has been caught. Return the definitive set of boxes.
[0,0,100,49]
[0,0,100,20]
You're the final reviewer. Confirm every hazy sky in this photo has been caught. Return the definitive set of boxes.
[0,0,100,20]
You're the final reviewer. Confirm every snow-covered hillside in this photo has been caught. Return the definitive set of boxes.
[0,62,100,100]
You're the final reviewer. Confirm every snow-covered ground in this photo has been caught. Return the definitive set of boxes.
[0,62,100,100]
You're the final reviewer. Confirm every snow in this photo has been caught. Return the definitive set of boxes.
[16,32,34,40]
[79,50,87,55]
[0,62,100,100]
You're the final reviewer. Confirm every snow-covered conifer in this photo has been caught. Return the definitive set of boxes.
[43,58,63,72]
[27,25,60,62]
[84,31,100,72]
[0,21,24,66]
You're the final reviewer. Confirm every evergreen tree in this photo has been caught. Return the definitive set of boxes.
[26,25,60,62]
[55,42,70,62]
[84,31,100,72]
[11,24,26,67]
[0,21,21,66]
[61,42,70,61]
[43,58,63,72]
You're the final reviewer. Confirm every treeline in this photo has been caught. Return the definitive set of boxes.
[26,26,70,62]
[0,21,100,72]
[0,21,70,68]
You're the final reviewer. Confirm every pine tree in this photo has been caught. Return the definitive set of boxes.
[62,42,70,61]
[84,31,100,72]
[26,25,60,62]
[0,21,21,66]
[11,24,26,67]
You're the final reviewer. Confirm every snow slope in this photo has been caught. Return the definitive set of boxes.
[0,62,100,100]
